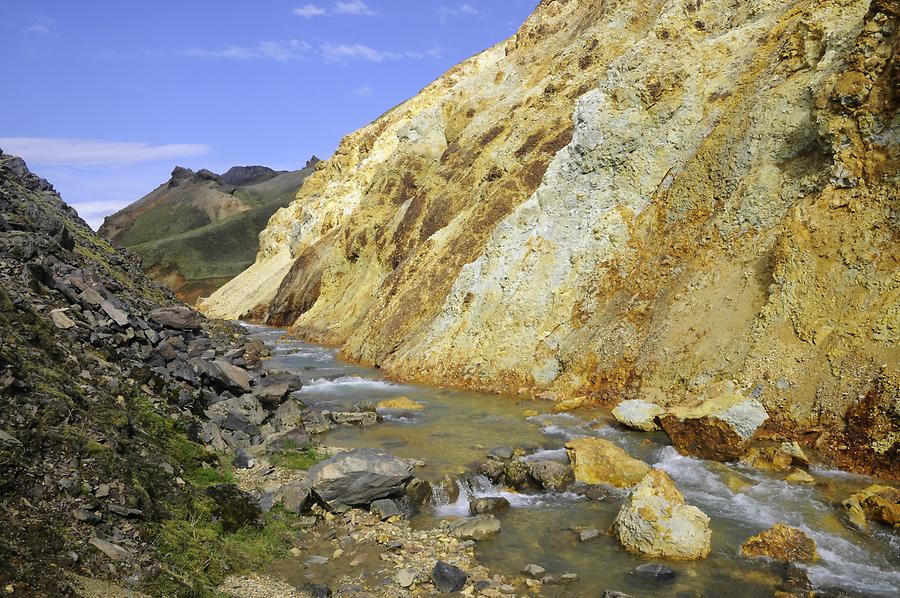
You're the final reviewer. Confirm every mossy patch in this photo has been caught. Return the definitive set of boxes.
[270,446,324,471]
[149,505,301,595]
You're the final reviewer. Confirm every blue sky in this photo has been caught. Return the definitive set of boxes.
[0,1,536,228]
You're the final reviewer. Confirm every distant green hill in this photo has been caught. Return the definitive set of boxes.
[99,159,318,303]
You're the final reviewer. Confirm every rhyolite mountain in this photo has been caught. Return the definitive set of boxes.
[99,158,319,304]
[202,0,899,476]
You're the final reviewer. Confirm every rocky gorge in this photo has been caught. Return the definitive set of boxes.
[201,0,899,480]
[0,149,899,595]
[0,0,898,596]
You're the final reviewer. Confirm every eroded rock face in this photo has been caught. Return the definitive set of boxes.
[565,438,650,488]
[659,387,768,461]
[200,0,900,475]
[613,470,711,560]
[740,524,819,562]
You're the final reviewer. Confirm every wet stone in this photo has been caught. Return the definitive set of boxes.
[431,561,468,593]
[469,496,510,515]
[489,446,514,460]
[632,563,677,582]
[522,563,546,578]
[579,528,600,542]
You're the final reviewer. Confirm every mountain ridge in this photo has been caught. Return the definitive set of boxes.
[99,158,320,303]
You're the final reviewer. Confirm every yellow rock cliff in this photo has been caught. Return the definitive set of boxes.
[201,0,899,475]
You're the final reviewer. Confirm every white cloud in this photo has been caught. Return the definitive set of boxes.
[293,4,328,17]
[321,43,391,62]
[334,1,375,15]
[24,23,52,35]
[439,3,484,23]
[293,1,375,17]
[321,43,440,63]
[0,138,210,167]
[183,39,310,62]
[351,84,373,96]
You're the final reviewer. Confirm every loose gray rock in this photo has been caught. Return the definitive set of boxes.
[88,537,131,561]
[371,498,402,520]
[327,410,378,427]
[489,446,514,460]
[528,460,574,492]
[50,308,76,330]
[431,561,467,593]
[149,306,202,331]
[522,563,546,578]
[100,300,129,327]
[579,528,600,542]
[632,563,677,582]
[0,429,21,446]
[233,448,254,469]
[396,568,418,588]
[612,399,664,431]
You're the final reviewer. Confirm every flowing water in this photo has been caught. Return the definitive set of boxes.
[249,324,900,597]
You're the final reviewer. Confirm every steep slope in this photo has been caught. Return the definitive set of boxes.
[202,0,899,475]
[0,151,313,595]
[100,160,319,303]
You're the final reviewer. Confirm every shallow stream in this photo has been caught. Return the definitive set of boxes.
[249,324,900,597]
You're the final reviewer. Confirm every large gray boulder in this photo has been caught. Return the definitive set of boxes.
[149,306,202,331]
[205,395,266,436]
[302,449,413,507]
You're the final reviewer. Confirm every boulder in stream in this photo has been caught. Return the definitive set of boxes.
[612,399,664,432]
[740,523,819,562]
[658,385,768,461]
[301,449,413,507]
[564,438,650,488]
[841,484,900,530]
[613,469,711,560]
[447,514,501,540]
[528,460,574,492]
[469,496,510,515]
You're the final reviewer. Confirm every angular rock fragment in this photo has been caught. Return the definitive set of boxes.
[659,387,768,461]
[528,460,574,492]
[88,537,131,562]
[740,523,819,562]
[149,306,202,331]
[612,399,664,432]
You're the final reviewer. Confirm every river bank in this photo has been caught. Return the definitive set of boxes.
[221,325,900,597]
